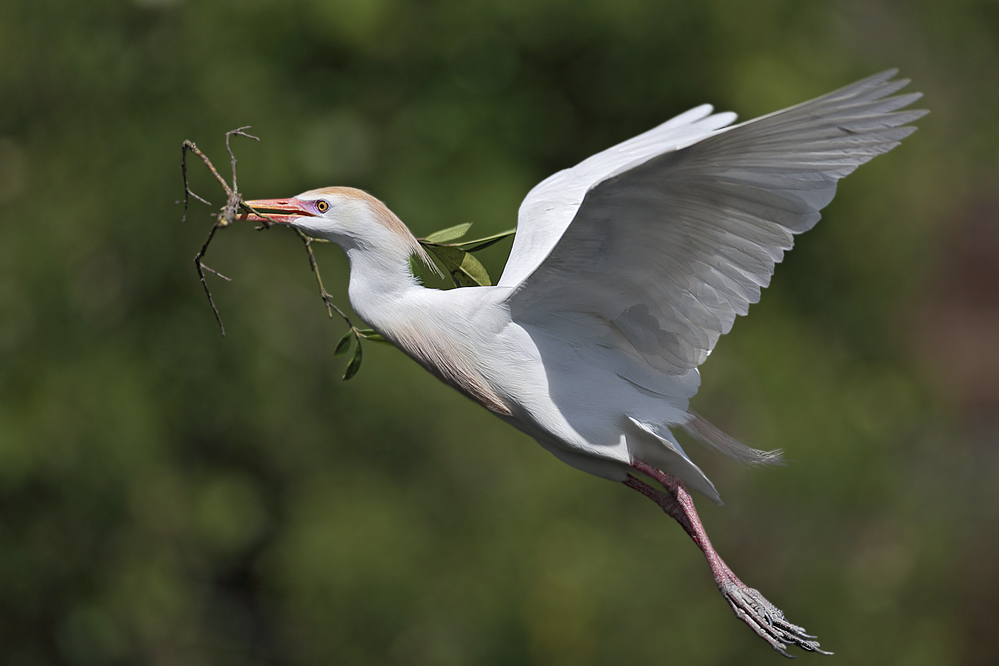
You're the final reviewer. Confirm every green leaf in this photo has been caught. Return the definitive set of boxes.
[422,222,472,244]
[343,342,363,380]
[454,251,491,286]
[334,331,353,357]
[356,328,389,344]
[452,228,517,252]
[425,245,493,287]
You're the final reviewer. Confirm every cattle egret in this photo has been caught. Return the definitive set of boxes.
[242,70,925,655]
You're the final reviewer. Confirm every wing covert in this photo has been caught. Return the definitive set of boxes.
[498,104,738,288]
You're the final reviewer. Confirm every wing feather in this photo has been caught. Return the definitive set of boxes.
[498,106,739,288]
[505,71,926,381]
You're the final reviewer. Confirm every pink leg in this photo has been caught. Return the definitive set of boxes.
[627,459,830,657]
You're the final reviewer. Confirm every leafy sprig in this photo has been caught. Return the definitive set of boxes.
[418,224,516,288]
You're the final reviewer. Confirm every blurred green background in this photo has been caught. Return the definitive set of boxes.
[2,0,998,664]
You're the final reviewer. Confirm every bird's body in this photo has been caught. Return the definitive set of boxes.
[242,70,926,655]
[320,193,713,495]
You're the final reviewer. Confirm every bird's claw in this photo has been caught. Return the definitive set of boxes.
[719,581,832,657]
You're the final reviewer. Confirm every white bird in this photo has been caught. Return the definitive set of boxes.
[241,70,925,656]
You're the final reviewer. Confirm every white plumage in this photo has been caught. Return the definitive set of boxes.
[242,70,925,655]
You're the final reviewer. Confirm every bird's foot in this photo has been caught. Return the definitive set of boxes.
[625,467,831,656]
[718,579,831,657]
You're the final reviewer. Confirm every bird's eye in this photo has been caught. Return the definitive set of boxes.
[315,199,330,213]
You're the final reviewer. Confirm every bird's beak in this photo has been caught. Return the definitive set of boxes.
[239,197,317,225]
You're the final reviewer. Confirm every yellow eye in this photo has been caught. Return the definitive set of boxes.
[316,199,330,213]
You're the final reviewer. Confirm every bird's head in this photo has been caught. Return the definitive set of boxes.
[241,186,435,271]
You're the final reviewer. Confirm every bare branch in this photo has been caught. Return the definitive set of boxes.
[194,220,228,336]
[180,141,213,224]
[180,127,363,374]
[180,131,258,335]
[225,126,258,194]
[182,139,233,201]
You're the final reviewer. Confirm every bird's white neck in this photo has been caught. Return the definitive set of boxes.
[344,243,426,331]
[345,244,514,416]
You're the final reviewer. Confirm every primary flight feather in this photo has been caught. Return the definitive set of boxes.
[241,70,925,656]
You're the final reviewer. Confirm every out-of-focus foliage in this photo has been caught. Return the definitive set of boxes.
[1,0,997,664]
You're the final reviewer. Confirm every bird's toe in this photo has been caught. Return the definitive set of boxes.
[719,582,831,657]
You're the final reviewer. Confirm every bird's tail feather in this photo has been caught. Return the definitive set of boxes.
[681,410,784,466]
[626,417,722,504]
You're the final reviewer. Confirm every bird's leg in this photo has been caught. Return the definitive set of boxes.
[626,460,830,657]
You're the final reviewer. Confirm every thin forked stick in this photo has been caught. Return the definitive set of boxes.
[180,128,361,353]
[181,127,259,336]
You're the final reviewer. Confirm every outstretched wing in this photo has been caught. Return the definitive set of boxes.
[505,70,925,379]
[497,104,738,288]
